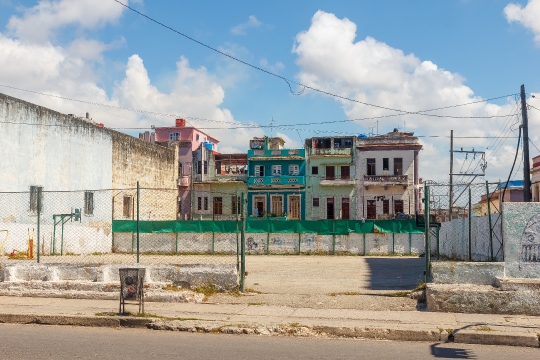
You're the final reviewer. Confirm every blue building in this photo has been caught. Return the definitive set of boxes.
[247,137,306,219]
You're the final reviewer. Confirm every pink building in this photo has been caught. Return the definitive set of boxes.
[139,118,219,219]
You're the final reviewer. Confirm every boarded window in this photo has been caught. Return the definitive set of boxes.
[123,196,132,218]
[341,198,350,220]
[271,195,283,216]
[29,186,43,212]
[383,200,389,214]
[312,166,318,175]
[394,158,403,175]
[325,166,335,180]
[213,197,223,215]
[366,200,376,220]
[84,191,94,215]
[394,200,404,214]
[367,159,376,175]
[341,166,350,180]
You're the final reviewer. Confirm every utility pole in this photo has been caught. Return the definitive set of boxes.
[521,84,531,202]
[449,130,453,219]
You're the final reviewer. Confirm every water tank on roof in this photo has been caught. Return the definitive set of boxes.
[358,134,368,138]
[204,142,213,151]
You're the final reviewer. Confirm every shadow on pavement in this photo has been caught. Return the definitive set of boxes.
[365,257,425,290]
[430,344,477,359]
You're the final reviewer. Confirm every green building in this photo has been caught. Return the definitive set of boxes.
[247,137,306,220]
[304,136,356,220]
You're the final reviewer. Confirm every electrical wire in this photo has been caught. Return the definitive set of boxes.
[501,125,522,203]
[112,0,519,116]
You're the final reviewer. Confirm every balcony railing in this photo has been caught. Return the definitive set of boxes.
[215,173,247,182]
[319,176,355,186]
[248,176,305,186]
[363,175,408,184]
[247,149,305,158]
[309,147,352,156]
[178,176,190,187]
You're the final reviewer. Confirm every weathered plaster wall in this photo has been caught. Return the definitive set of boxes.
[503,202,540,278]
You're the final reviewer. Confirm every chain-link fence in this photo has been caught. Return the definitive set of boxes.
[425,181,503,261]
[0,188,240,265]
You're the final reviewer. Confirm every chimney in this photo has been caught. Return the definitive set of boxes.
[86,112,90,119]
[176,118,186,127]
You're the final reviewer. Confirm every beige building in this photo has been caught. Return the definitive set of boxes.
[532,155,540,202]
[355,130,422,220]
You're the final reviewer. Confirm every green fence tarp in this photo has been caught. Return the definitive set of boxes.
[112,219,422,235]
[374,220,424,234]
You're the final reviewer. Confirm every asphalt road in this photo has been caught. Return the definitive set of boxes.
[0,324,537,360]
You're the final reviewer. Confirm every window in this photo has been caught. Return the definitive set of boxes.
[178,163,183,177]
[312,166,319,175]
[272,165,282,175]
[203,161,208,174]
[84,191,94,215]
[341,198,350,220]
[196,134,200,141]
[289,164,299,176]
[204,197,208,210]
[341,166,350,180]
[394,158,403,176]
[366,200,376,220]
[29,186,43,212]
[197,197,202,210]
[271,195,283,215]
[326,197,334,219]
[312,197,320,207]
[255,165,265,177]
[123,196,132,218]
[383,200,389,214]
[394,200,404,214]
[197,161,202,175]
[231,195,240,215]
[383,158,389,171]
[169,132,179,141]
[177,199,182,214]
[213,197,223,215]
[325,166,335,180]
[367,158,376,175]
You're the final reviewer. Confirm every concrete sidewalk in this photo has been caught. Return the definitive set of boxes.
[0,296,539,348]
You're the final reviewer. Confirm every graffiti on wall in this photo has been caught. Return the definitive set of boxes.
[521,214,540,262]
[247,237,259,251]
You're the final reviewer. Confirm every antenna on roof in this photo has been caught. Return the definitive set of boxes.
[269,117,275,136]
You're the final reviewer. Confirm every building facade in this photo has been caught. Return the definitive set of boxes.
[355,130,422,220]
[247,137,306,220]
[304,136,356,220]
[532,155,540,202]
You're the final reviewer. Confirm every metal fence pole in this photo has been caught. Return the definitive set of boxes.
[485,181,494,261]
[392,233,395,255]
[363,233,366,256]
[468,187,472,261]
[436,227,440,260]
[37,190,41,263]
[240,192,246,292]
[424,185,431,282]
[409,232,412,256]
[136,181,140,263]
[236,190,239,269]
[297,232,301,255]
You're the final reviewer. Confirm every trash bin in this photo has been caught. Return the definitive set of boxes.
[119,268,145,314]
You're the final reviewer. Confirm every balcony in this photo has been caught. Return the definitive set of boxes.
[178,176,190,187]
[309,147,352,157]
[363,175,409,188]
[319,176,356,186]
[247,149,305,158]
[247,176,305,187]
[215,173,247,182]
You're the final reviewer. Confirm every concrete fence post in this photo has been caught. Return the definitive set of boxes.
[136,181,140,264]
[240,192,246,292]
[37,189,41,263]
[424,185,431,282]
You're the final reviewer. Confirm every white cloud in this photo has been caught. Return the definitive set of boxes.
[7,0,128,43]
[505,0,540,45]
[0,0,261,153]
[292,10,531,182]
[230,15,262,35]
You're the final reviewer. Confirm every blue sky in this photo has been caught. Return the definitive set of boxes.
[0,0,540,181]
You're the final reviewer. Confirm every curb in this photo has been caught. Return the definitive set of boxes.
[0,313,538,348]
[0,313,152,328]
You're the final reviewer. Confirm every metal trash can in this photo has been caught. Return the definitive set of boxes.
[119,268,145,314]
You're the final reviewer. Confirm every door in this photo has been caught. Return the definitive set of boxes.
[367,200,376,219]
[326,197,334,219]
[325,166,335,180]
[254,196,265,217]
[341,198,350,219]
[289,195,300,219]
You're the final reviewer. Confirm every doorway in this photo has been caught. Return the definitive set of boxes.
[341,198,350,219]
[289,195,300,219]
[326,197,334,219]
[367,200,376,219]
[254,196,265,217]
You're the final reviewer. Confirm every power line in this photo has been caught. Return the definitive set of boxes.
[112,0,518,116]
